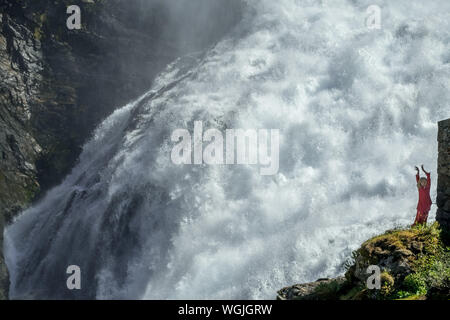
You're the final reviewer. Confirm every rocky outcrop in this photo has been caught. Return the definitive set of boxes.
[437,118,450,235]
[0,0,242,299]
[277,277,347,300]
[344,228,431,285]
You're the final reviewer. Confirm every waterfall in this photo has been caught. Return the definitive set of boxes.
[5,0,450,299]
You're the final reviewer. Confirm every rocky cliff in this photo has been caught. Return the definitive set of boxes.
[0,0,241,299]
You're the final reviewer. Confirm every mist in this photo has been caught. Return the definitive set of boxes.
[119,0,244,53]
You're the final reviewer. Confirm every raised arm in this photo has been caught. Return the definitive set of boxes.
[421,165,431,186]
[415,166,420,182]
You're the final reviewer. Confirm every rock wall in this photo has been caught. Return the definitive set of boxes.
[0,9,43,301]
[437,118,450,234]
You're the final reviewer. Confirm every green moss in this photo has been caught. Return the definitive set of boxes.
[363,224,439,254]
[33,28,42,40]
[23,181,39,203]
[33,13,47,40]
[380,271,395,297]
[356,223,441,266]
[396,294,426,300]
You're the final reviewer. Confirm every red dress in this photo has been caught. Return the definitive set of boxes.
[413,172,432,225]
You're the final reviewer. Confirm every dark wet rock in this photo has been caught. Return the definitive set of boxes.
[277,277,347,300]
[437,118,450,237]
[427,280,450,300]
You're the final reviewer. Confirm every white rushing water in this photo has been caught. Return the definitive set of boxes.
[5,0,450,299]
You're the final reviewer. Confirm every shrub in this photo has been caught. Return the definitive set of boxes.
[402,273,427,296]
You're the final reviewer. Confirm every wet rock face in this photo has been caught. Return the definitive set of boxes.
[0,11,43,300]
[437,118,450,234]
[0,12,42,223]
[0,213,7,300]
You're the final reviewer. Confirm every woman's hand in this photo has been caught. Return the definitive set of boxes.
[421,165,429,174]
[415,166,420,174]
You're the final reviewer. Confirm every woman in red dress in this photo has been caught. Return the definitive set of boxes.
[412,165,432,226]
